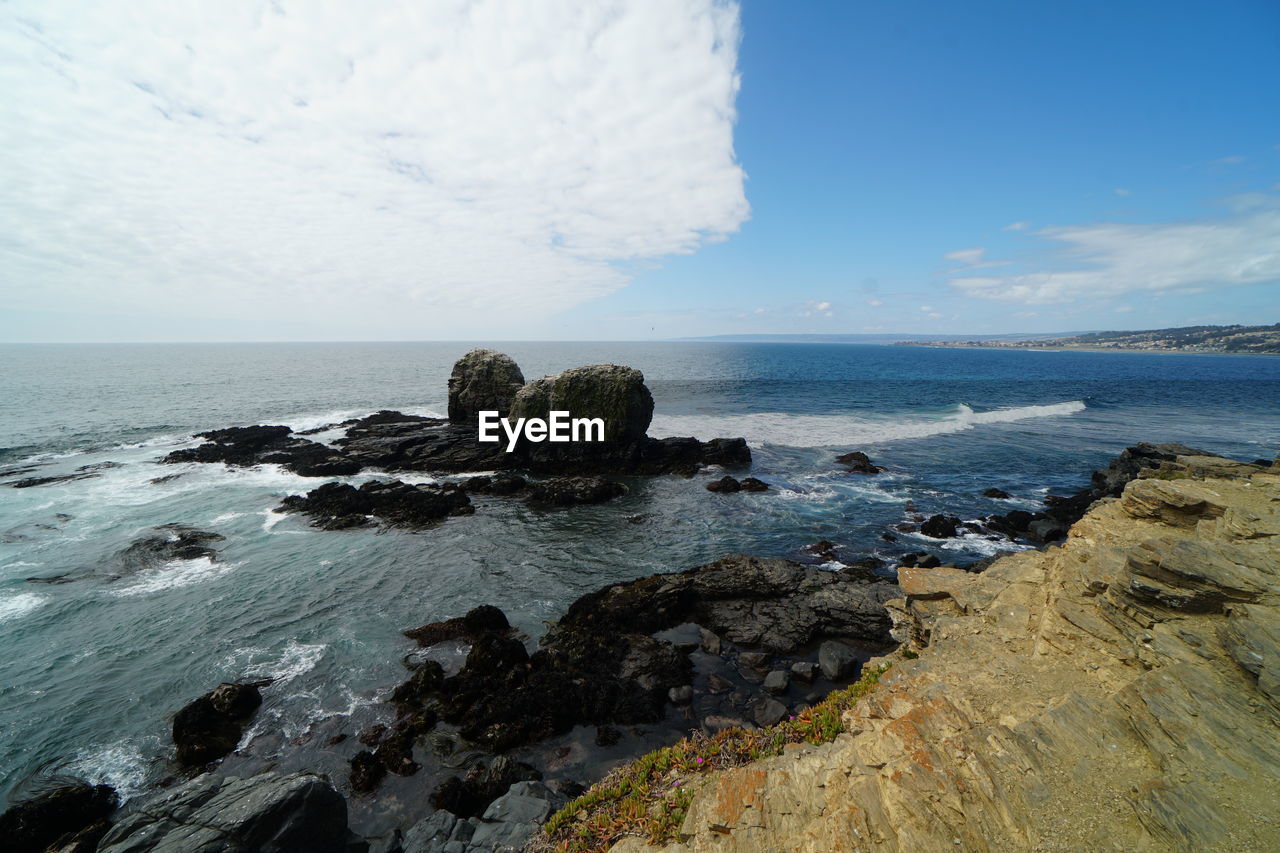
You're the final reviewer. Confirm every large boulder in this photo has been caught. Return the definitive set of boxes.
[95,772,363,853]
[447,350,525,423]
[0,782,118,853]
[509,364,654,443]
[172,682,265,766]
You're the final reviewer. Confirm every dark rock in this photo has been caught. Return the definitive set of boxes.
[9,472,100,488]
[818,640,858,680]
[510,364,654,444]
[349,751,386,795]
[172,682,265,766]
[595,725,622,745]
[0,782,117,853]
[753,697,789,727]
[278,480,471,529]
[983,488,1012,499]
[1091,442,1208,496]
[706,476,741,493]
[804,540,839,562]
[1028,518,1068,542]
[326,733,348,746]
[447,349,525,423]
[431,757,540,819]
[790,661,819,683]
[163,424,359,477]
[668,685,694,706]
[836,451,882,474]
[404,604,512,647]
[763,670,790,694]
[526,476,627,506]
[463,473,527,495]
[739,477,769,492]
[917,554,941,569]
[920,515,962,539]
[95,771,361,853]
[372,712,436,778]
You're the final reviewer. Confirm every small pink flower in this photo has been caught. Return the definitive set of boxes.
[696,757,704,764]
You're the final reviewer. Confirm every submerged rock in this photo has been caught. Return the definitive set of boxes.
[740,477,770,492]
[705,475,741,493]
[96,772,362,853]
[983,487,1012,499]
[0,782,118,853]
[172,681,267,766]
[919,514,961,539]
[278,480,472,529]
[525,476,627,506]
[836,450,882,475]
[163,424,361,477]
[447,349,526,423]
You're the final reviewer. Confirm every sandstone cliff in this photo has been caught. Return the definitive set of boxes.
[608,453,1280,852]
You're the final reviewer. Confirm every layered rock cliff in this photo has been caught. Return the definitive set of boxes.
[608,453,1280,852]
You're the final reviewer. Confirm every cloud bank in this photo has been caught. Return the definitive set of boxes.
[949,207,1280,304]
[0,0,748,335]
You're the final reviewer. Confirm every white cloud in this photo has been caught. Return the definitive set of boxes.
[0,0,748,334]
[920,305,934,312]
[949,207,1280,304]
[865,298,883,306]
[814,300,831,311]
[1114,188,1132,196]
[1003,221,1029,231]
[943,247,986,265]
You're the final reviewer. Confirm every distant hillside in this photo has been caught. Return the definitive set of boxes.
[897,323,1280,354]
[676,332,1086,344]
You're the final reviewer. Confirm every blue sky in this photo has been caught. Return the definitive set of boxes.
[2,0,1278,341]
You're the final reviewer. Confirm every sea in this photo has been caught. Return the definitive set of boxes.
[1,341,1277,818]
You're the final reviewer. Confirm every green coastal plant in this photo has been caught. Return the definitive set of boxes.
[536,662,891,853]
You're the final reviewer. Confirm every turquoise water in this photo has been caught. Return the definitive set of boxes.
[1,342,1277,812]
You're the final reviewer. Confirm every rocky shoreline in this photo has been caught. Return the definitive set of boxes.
[5,350,1272,853]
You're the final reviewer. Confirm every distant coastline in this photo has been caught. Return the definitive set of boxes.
[895,322,1280,355]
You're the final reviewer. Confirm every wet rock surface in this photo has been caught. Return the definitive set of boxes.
[525,476,627,506]
[0,782,118,853]
[172,681,268,767]
[163,425,361,477]
[279,480,473,530]
[96,772,364,853]
[835,450,881,474]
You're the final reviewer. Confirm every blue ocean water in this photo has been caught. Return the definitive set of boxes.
[1,341,1277,815]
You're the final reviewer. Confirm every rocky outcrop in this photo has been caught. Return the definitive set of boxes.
[0,782,118,853]
[526,476,628,506]
[510,364,653,443]
[163,425,361,477]
[403,780,568,853]
[172,681,267,766]
[836,451,881,475]
[384,556,898,764]
[618,451,1280,851]
[95,772,364,853]
[278,480,473,530]
[447,349,525,423]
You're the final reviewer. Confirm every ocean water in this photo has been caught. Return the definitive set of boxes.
[1,341,1278,814]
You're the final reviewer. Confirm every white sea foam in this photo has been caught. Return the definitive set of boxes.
[109,557,236,597]
[649,400,1087,448]
[64,740,151,802]
[244,640,327,683]
[210,511,247,524]
[0,592,46,622]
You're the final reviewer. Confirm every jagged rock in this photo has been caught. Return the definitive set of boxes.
[920,514,961,538]
[404,604,511,647]
[447,349,526,423]
[526,476,627,506]
[431,757,541,819]
[836,451,881,474]
[659,452,1280,852]
[95,772,362,853]
[739,477,770,492]
[386,555,897,754]
[172,682,266,766]
[705,476,741,493]
[163,425,360,477]
[0,782,117,853]
[462,473,527,495]
[790,661,819,683]
[983,487,1012,499]
[278,480,472,529]
[8,472,101,488]
[763,670,790,694]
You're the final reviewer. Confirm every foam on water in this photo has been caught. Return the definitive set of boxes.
[0,591,46,622]
[63,739,153,803]
[649,400,1088,447]
[108,557,236,598]
[244,640,327,684]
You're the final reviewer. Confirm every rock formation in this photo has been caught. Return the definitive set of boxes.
[447,349,525,422]
[510,364,654,443]
[172,681,267,766]
[610,452,1280,852]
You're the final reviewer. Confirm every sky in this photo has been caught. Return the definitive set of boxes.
[1,0,1278,342]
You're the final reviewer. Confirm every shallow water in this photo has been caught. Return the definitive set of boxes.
[1,341,1277,813]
